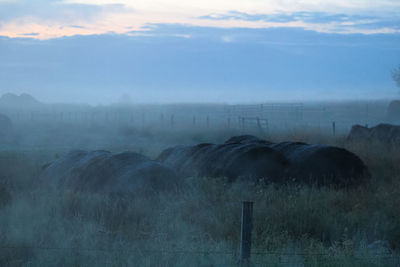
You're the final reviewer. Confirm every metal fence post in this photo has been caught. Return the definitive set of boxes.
[332,121,336,136]
[240,201,253,267]
[160,113,164,124]
[256,117,261,130]
[170,114,174,128]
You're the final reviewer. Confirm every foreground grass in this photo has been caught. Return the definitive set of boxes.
[0,128,400,266]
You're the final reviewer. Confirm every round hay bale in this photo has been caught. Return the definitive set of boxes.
[41,150,181,194]
[387,100,400,123]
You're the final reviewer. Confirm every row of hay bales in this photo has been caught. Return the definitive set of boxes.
[348,123,400,145]
[157,135,369,187]
[41,135,371,194]
[41,150,180,194]
[387,100,400,123]
[3,104,398,194]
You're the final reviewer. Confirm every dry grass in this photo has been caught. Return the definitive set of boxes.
[0,128,399,266]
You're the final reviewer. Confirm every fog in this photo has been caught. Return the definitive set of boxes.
[1,91,400,265]
[0,92,395,153]
[1,26,399,104]
[1,1,400,266]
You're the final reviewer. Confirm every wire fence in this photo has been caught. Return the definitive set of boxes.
[1,101,391,136]
[1,102,398,266]
[1,244,399,266]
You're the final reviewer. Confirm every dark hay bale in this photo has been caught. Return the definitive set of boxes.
[387,100,400,123]
[41,150,180,193]
[348,123,400,145]
[270,142,369,187]
[158,135,369,187]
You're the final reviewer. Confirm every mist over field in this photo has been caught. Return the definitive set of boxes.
[1,0,400,266]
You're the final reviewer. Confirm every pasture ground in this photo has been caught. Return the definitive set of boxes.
[0,124,399,266]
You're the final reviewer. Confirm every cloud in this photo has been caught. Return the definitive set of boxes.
[0,0,130,38]
[131,23,400,48]
[0,1,127,22]
[0,0,399,39]
[351,19,400,31]
[221,35,234,42]
[199,11,400,34]
[69,25,86,29]
[19,32,40,36]
[1,27,399,103]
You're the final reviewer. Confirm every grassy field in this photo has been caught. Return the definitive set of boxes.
[0,125,399,266]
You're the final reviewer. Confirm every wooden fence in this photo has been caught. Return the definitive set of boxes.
[1,101,390,135]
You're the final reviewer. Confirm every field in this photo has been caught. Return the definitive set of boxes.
[0,101,400,266]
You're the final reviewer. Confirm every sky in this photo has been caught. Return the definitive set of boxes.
[0,0,399,104]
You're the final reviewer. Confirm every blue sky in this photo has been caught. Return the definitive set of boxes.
[1,0,399,38]
[0,0,399,104]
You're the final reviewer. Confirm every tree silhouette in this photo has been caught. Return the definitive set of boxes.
[392,65,400,88]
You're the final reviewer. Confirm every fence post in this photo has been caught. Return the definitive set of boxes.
[332,121,336,136]
[227,117,231,129]
[206,115,210,128]
[170,114,174,128]
[265,119,269,135]
[240,201,253,267]
[160,113,164,123]
[256,117,261,130]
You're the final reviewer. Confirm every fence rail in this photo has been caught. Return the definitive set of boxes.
[0,101,391,136]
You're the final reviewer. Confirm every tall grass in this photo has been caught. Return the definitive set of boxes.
[0,128,399,266]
